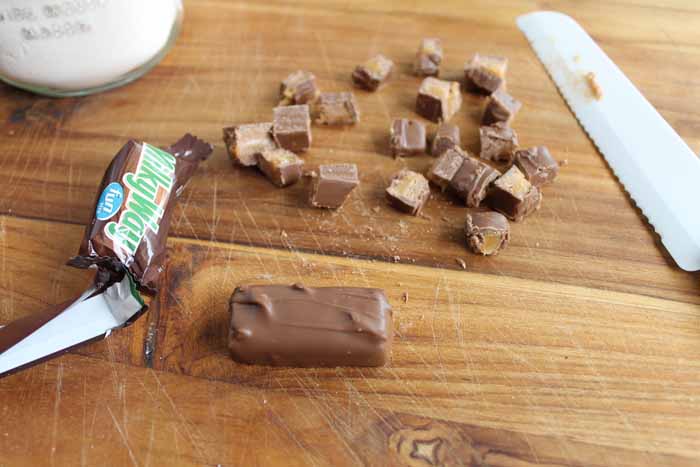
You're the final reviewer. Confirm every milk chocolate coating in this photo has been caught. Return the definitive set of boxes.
[309,163,359,208]
[258,148,304,187]
[465,210,510,256]
[229,285,393,367]
[464,54,508,95]
[386,169,430,215]
[416,77,462,123]
[414,38,442,77]
[279,70,319,106]
[449,155,501,208]
[514,146,559,187]
[486,166,541,222]
[273,104,312,152]
[314,92,360,125]
[427,147,467,191]
[431,123,460,157]
[68,134,213,292]
[223,122,275,167]
[479,122,518,164]
[390,119,426,157]
[352,54,394,91]
[482,88,522,125]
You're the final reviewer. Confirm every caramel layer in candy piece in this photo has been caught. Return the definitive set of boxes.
[257,148,304,187]
[479,122,519,164]
[352,54,394,91]
[223,122,276,167]
[386,169,430,216]
[464,54,508,94]
[309,163,359,208]
[431,122,460,157]
[449,154,501,208]
[414,38,442,77]
[486,166,541,221]
[465,210,510,256]
[390,118,426,157]
[514,146,559,187]
[279,70,319,106]
[273,104,312,152]
[416,77,462,123]
[427,147,467,191]
[229,284,393,367]
[315,92,360,125]
[482,88,522,125]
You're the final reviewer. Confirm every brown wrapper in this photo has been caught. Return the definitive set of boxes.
[68,134,213,292]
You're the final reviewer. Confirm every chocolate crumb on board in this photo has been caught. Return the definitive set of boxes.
[279,70,319,106]
[585,72,603,100]
[223,122,276,167]
[482,88,522,125]
[465,210,510,255]
[416,77,462,123]
[272,104,312,152]
[464,54,508,94]
[390,118,426,157]
[386,169,430,216]
[352,54,394,91]
[485,166,541,221]
[402,292,408,303]
[257,148,304,187]
[414,38,443,77]
[455,258,467,269]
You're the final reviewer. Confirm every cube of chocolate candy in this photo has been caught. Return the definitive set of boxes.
[257,148,304,187]
[386,169,430,216]
[464,54,508,94]
[449,154,501,207]
[426,147,467,191]
[479,122,519,164]
[431,122,461,157]
[482,88,522,125]
[486,166,541,221]
[390,118,426,157]
[314,92,360,125]
[279,70,319,106]
[309,163,359,208]
[273,104,312,152]
[514,146,559,187]
[465,210,510,256]
[223,122,276,167]
[352,54,394,91]
[414,38,442,77]
[416,77,462,123]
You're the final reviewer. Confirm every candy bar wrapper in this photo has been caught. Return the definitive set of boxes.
[0,134,213,378]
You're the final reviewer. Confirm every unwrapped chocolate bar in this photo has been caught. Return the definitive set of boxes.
[229,284,393,367]
[223,123,276,167]
[514,146,559,187]
[390,118,426,157]
[386,169,430,215]
[486,166,541,221]
[273,104,312,153]
[431,123,460,157]
[465,210,510,255]
[464,54,508,94]
[309,163,359,208]
[414,38,442,76]
[352,54,394,91]
[279,70,319,106]
[416,77,462,123]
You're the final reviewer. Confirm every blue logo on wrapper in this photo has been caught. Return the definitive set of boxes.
[96,182,124,221]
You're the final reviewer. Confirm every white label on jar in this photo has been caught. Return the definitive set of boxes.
[0,0,180,91]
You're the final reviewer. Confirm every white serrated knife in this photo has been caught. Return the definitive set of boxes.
[518,11,700,271]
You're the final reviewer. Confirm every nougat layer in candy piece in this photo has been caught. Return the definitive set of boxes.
[416,77,462,123]
[465,210,510,256]
[514,146,559,187]
[223,122,276,167]
[258,148,304,187]
[486,166,541,221]
[309,163,359,208]
[386,169,430,216]
[229,284,393,367]
[352,54,394,91]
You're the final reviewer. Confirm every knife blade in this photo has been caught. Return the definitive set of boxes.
[517,11,700,271]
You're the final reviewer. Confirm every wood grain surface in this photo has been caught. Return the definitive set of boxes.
[1,1,700,466]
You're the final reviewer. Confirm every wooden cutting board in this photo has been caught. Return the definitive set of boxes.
[1,1,699,465]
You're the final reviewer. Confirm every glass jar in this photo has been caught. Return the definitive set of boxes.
[0,0,183,97]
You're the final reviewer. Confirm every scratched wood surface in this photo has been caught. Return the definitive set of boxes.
[1,0,700,466]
